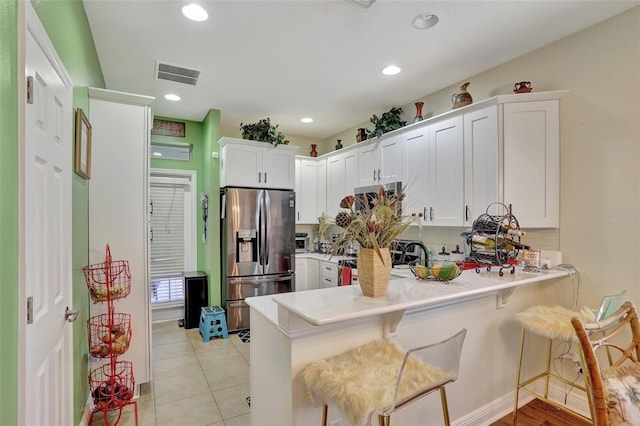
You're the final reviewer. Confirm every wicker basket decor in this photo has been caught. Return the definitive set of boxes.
[357,248,392,297]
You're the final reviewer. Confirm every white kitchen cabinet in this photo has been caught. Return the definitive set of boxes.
[295,157,317,224]
[320,261,338,288]
[219,137,298,189]
[296,258,320,291]
[358,135,403,186]
[402,125,430,226]
[463,105,499,226]
[316,159,327,218]
[428,116,465,226]
[88,87,153,385]
[295,257,308,291]
[503,100,560,228]
[326,148,359,217]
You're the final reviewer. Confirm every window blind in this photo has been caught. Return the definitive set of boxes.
[150,179,188,304]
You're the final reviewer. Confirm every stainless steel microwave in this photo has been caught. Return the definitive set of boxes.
[354,181,402,213]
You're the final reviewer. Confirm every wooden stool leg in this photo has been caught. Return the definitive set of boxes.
[512,327,527,424]
[322,403,328,426]
[378,414,391,426]
[440,387,451,426]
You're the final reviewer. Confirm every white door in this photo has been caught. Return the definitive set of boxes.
[23,3,74,425]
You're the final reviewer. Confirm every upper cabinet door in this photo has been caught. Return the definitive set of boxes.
[316,159,327,217]
[326,153,345,217]
[297,159,318,224]
[402,126,429,225]
[262,147,296,189]
[358,143,378,186]
[503,100,559,228]
[357,136,403,187]
[463,105,499,226]
[378,135,403,184]
[221,142,262,188]
[428,116,464,226]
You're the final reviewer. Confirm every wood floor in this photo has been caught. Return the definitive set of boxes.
[490,399,591,426]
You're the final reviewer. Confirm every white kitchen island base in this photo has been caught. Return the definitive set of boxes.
[247,268,584,425]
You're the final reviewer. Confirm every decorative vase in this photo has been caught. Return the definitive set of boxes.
[452,82,473,109]
[335,139,343,150]
[514,81,532,93]
[413,101,424,123]
[284,139,290,145]
[356,128,367,143]
[310,144,318,157]
[357,247,392,298]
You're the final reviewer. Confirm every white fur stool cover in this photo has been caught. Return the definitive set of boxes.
[299,339,453,426]
[515,305,595,341]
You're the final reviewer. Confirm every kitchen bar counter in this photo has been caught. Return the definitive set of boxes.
[267,266,569,331]
[246,266,577,426]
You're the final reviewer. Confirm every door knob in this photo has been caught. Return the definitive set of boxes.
[65,306,79,323]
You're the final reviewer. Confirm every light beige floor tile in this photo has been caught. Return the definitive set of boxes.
[152,328,190,346]
[212,382,251,420]
[206,422,225,426]
[152,340,195,361]
[90,402,151,426]
[192,336,236,353]
[198,350,246,370]
[223,413,250,426]
[155,392,223,426]
[203,361,250,391]
[236,344,250,364]
[152,321,180,331]
[154,370,211,405]
[153,352,202,380]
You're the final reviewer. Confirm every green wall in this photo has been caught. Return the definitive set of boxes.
[0,1,20,423]
[150,117,206,272]
[0,1,105,424]
[203,110,222,306]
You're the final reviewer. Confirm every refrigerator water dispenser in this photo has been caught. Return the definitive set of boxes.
[236,229,257,263]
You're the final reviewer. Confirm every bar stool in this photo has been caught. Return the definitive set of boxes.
[199,306,229,341]
[512,305,594,424]
[299,329,466,426]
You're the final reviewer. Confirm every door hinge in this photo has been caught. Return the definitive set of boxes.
[26,76,34,104]
[26,296,33,324]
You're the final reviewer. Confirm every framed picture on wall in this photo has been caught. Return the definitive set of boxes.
[75,107,92,179]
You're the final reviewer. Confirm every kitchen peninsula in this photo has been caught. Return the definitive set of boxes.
[246,267,578,425]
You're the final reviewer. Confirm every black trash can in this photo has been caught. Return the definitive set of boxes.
[183,271,208,329]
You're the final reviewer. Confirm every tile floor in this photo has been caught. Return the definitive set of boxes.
[90,321,251,426]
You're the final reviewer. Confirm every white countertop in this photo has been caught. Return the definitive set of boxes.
[249,266,569,328]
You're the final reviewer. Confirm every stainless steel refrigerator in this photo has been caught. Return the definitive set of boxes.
[220,187,295,331]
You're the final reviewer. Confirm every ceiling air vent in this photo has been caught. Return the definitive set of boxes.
[156,62,201,86]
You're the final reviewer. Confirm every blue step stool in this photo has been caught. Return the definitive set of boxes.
[199,306,229,341]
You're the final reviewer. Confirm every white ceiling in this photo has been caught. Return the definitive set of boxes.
[82,0,638,139]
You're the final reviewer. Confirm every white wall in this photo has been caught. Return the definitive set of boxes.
[325,7,640,309]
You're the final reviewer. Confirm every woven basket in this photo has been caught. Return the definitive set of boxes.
[357,248,392,297]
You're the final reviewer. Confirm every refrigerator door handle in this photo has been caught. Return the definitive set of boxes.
[263,193,270,266]
[258,191,265,267]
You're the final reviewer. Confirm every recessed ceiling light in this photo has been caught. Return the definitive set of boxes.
[164,94,181,101]
[182,4,208,21]
[382,65,401,76]
[301,117,313,123]
[412,13,439,30]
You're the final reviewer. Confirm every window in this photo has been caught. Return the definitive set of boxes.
[149,170,196,308]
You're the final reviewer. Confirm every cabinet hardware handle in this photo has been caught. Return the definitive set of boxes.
[377,169,381,180]
[297,212,300,220]
[465,205,470,222]
[264,172,267,183]
[372,169,376,181]
[150,200,153,216]
[509,203,512,214]
[258,172,261,183]
[423,207,427,219]
[429,207,434,221]
[150,229,153,242]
